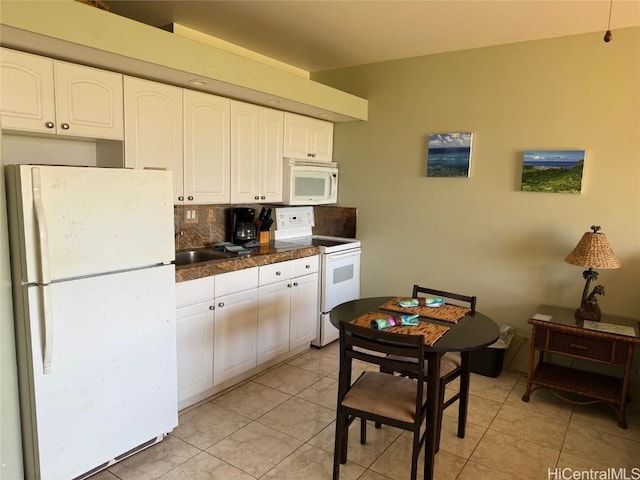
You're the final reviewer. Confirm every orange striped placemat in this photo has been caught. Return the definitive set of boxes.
[350,312,450,346]
[379,297,470,324]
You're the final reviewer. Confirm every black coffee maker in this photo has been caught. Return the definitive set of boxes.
[231,207,256,245]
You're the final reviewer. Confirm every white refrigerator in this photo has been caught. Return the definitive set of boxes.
[5,165,178,480]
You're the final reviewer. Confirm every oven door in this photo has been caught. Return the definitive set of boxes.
[321,249,361,313]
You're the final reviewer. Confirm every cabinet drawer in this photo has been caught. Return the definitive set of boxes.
[547,330,614,362]
[176,276,215,308]
[291,255,319,277]
[216,267,258,296]
[259,261,293,286]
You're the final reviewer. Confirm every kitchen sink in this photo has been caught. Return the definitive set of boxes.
[174,249,236,266]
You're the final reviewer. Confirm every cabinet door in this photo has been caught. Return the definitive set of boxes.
[213,288,259,386]
[54,61,123,140]
[0,48,56,134]
[258,108,284,203]
[309,118,334,162]
[258,280,291,365]
[290,273,319,349]
[230,101,259,203]
[284,112,334,162]
[176,301,214,409]
[183,90,231,204]
[124,77,183,196]
[283,112,310,160]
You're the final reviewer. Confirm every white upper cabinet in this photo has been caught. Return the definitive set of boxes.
[259,107,285,203]
[53,61,123,139]
[283,112,333,162]
[0,47,123,140]
[124,76,183,186]
[183,90,231,204]
[230,101,284,204]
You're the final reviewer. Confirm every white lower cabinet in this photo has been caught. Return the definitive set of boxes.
[258,255,319,358]
[176,257,319,409]
[289,267,320,349]
[175,276,215,410]
[257,280,292,365]
[213,268,259,387]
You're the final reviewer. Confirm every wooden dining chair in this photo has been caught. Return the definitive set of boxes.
[376,285,477,450]
[333,321,429,480]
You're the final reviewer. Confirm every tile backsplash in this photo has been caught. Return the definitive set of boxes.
[174,204,357,251]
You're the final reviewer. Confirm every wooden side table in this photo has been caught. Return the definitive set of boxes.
[522,305,640,428]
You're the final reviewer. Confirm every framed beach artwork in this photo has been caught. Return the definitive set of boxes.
[426,132,473,177]
[521,150,585,193]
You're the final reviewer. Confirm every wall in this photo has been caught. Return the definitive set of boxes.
[314,28,640,392]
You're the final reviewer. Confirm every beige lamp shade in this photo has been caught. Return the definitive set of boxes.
[565,227,621,269]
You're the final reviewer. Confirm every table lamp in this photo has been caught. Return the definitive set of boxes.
[564,225,621,321]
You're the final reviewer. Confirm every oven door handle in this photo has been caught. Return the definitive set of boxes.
[325,249,361,260]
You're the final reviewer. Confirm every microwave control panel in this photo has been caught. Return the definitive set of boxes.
[274,206,315,230]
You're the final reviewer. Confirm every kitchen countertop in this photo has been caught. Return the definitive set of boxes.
[175,243,320,282]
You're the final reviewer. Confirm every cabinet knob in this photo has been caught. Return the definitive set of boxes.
[275,271,281,276]
[61,123,70,130]
[218,302,224,308]
[305,265,310,269]
[254,195,260,200]
[293,282,298,287]
[287,283,292,288]
[209,305,215,310]
[45,122,55,129]
[260,196,266,200]
[178,196,184,201]
[187,196,194,201]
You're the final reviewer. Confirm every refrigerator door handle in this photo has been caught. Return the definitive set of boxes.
[40,284,54,374]
[32,167,54,374]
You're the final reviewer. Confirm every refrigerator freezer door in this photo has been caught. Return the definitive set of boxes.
[8,165,174,283]
[19,265,177,480]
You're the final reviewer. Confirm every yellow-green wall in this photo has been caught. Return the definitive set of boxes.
[314,28,639,331]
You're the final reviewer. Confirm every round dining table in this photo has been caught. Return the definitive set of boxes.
[330,296,500,480]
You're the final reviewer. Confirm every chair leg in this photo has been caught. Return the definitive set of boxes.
[436,379,446,452]
[360,418,367,444]
[340,415,349,464]
[333,410,346,480]
[458,352,471,439]
[410,428,420,480]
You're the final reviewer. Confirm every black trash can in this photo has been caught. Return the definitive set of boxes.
[470,324,514,377]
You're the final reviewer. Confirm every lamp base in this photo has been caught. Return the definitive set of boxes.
[575,305,601,322]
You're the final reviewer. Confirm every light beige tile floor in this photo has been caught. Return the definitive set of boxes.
[91,344,640,479]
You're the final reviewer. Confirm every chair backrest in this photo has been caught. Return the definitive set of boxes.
[412,284,477,313]
[338,321,427,418]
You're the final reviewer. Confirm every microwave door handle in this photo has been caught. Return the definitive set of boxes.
[32,167,54,375]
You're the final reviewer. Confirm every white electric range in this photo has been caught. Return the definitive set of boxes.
[273,207,361,347]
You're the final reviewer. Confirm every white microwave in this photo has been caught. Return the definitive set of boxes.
[282,158,338,205]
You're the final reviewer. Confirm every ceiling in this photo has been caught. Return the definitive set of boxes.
[103,0,640,72]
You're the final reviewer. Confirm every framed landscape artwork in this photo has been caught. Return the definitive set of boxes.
[426,132,472,177]
[521,150,585,193]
